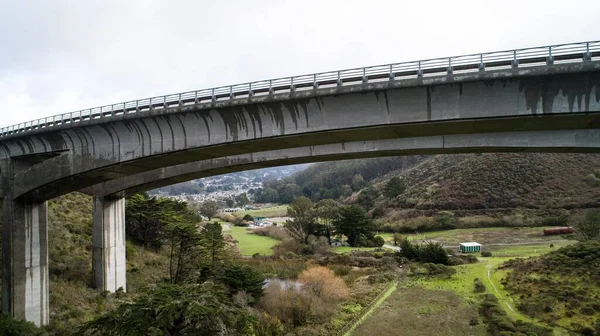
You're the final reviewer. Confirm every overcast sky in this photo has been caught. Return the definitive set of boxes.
[0,0,598,127]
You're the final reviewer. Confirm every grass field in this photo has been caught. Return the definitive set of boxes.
[233,205,288,218]
[355,242,572,335]
[380,227,572,246]
[352,286,485,336]
[223,226,280,256]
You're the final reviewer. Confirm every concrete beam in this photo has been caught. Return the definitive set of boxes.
[1,199,49,326]
[80,129,600,198]
[92,196,126,293]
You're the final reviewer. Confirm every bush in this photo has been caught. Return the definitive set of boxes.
[298,266,349,302]
[474,278,486,293]
[481,251,492,257]
[435,211,458,229]
[273,239,304,256]
[0,314,46,336]
[251,227,289,240]
[329,264,352,277]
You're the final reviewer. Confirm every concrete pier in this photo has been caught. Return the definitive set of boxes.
[92,196,126,293]
[1,199,49,327]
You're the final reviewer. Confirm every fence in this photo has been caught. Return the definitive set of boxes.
[1,40,599,138]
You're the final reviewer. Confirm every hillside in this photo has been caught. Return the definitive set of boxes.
[281,153,600,217]
[500,241,600,333]
[384,153,600,214]
[44,193,169,334]
[258,156,429,202]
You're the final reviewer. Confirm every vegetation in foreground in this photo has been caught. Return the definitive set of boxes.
[352,286,484,336]
[501,240,600,334]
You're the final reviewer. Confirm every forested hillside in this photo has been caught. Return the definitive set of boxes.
[254,156,428,202]
[261,153,600,218]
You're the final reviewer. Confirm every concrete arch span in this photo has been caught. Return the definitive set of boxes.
[4,67,600,202]
[83,128,600,198]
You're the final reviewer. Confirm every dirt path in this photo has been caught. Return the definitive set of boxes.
[486,263,516,313]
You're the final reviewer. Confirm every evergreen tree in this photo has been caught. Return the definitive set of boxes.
[384,177,406,199]
[357,187,380,210]
[165,211,202,284]
[199,222,227,273]
[80,283,255,336]
[333,205,376,247]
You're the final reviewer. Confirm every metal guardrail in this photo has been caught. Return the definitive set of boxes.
[1,41,599,138]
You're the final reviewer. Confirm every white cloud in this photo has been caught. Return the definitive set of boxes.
[0,0,598,126]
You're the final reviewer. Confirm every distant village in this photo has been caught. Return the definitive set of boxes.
[150,165,308,204]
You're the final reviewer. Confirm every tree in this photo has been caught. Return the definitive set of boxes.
[351,174,366,191]
[285,196,317,244]
[435,211,458,229]
[199,222,227,274]
[279,184,302,203]
[314,199,340,244]
[572,210,600,241]
[199,200,219,219]
[259,188,279,203]
[126,193,186,249]
[393,233,402,246]
[225,198,235,207]
[0,314,45,336]
[80,283,255,336]
[357,187,380,210]
[340,184,353,198]
[333,205,376,247]
[165,211,202,284]
[235,193,250,207]
[218,263,265,303]
[384,177,406,199]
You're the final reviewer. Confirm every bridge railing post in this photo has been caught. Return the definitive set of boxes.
[337,71,342,86]
[511,50,518,68]
[584,42,592,61]
[478,54,485,71]
[547,46,554,65]
[417,61,423,79]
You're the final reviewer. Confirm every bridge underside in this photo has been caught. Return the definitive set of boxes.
[81,128,600,198]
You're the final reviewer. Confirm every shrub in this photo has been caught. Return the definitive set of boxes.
[0,314,46,336]
[474,278,486,293]
[481,251,492,257]
[585,173,599,186]
[257,283,312,328]
[435,211,458,229]
[329,264,352,277]
[298,266,349,302]
[251,227,289,240]
[273,239,304,256]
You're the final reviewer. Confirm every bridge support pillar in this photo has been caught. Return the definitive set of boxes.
[1,198,49,327]
[92,196,126,293]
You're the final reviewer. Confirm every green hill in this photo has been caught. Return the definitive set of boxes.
[277,153,600,219]
[500,241,600,334]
